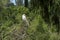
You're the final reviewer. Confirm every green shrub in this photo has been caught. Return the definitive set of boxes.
[0,6,59,40]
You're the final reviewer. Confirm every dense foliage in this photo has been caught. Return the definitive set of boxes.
[0,0,60,40]
[0,6,59,40]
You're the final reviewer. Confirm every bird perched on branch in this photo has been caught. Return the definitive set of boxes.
[22,14,29,26]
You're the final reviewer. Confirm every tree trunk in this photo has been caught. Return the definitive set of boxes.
[25,0,28,7]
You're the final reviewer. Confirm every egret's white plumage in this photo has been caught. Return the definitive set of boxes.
[22,14,29,26]
[22,14,27,21]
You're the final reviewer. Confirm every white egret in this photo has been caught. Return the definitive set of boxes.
[22,14,27,21]
[22,14,29,26]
